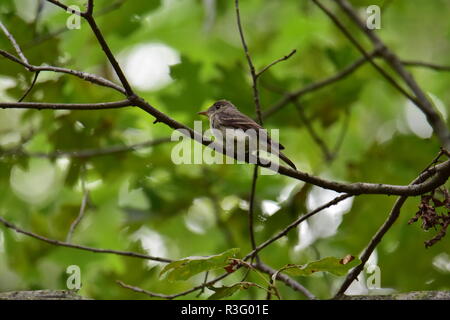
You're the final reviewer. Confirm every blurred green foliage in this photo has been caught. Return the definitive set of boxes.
[0,0,449,299]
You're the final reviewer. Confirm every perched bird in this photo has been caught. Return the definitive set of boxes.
[198,100,297,170]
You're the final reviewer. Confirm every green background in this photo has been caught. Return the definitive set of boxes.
[0,0,449,299]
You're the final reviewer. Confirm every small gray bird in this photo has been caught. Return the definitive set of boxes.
[198,100,297,170]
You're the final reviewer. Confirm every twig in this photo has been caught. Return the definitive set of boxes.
[294,100,334,162]
[244,194,353,260]
[45,0,83,16]
[66,166,89,243]
[195,272,209,298]
[0,216,171,263]
[311,0,417,103]
[235,0,262,264]
[247,166,260,264]
[18,71,40,102]
[0,100,132,110]
[117,273,230,300]
[334,153,448,298]
[403,60,450,72]
[234,0,262,124]
[0,49,125,94]
[257,49,297,78]
[331,109,350,158]
[83,12,134,96]
[263,50,379,119]
[25,0,127,49]
[0,20,29,65]
[255,262,315,300]
[1,137,172,159]
[333,0,450,148]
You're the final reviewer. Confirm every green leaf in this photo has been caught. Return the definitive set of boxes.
[160,248,240,282]
[279,255,360,277]
[207,282,257,300]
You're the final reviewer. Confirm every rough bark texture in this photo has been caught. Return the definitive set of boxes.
[0,290,88,300]
[339,291,450,300]
[0,290,449,300]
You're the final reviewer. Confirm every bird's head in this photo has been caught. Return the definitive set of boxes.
[198,100,235,117]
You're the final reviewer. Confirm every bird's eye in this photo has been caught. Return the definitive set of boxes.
[215,104,221,110]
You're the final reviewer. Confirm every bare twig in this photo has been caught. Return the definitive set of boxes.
[294,100,334,162]
[235,0,262,264]
[26,0,127,49]
[257,49,297,78]
[1,137,172,159]
[45,0,82,16]
[0,49,125,94]
[254,262,315,300]
[234,0,262,124]
[0,100,132,110]
[311,0,417,103]
[0,216,171,263]
[332,0,450,148]
[66,166,89,243]
[0,20,29,65]
[244,194,353,260]
[334,153,448,298]
[263,50,379,119]
[117,273,230,300]
[403,60,450,72]
[331,109,350,158]
[18,71,40,102]
[83,12,134,96]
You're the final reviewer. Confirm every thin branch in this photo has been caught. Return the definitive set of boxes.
[311,0,417,103]
[234,0,262,124]
[0,20,29,65]
[83,14,134,96]
[117,273,230,300]
[86,0,94,16]
[244,194,353,260]
[254,262,316,300]
[18,71,40,102]
[333,0,450,149]
[1,137,172,159]
[263,50,378,119]
[0,49,126,94]
[403,60,450,72]
[257,49,297,78]
[334,153,447,298]
[247,165,260,263]
[2,95,450,196]
[0,216,171,263]
[235,0,262,264]
[45,0,83,16]
[25,0,127,49]
[66,166,89,243]
[331,109,350,158]
[0,100,132,111]
[294,100,334,162]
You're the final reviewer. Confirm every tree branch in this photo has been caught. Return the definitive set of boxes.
[254,262,316,300]
[0,21,29,65]
[1,137,172,159]
[0,100,132,110]
[262,49,378,119]
[334,153,447,298]
[332,0,450,149]
[66,166,89,243]
[257,49,297,78]
[0,49,126,94]
[0,216,172,263]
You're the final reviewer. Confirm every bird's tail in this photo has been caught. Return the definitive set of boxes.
[278,151,297,170]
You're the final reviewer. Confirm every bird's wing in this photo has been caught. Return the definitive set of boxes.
[219,111,285,150]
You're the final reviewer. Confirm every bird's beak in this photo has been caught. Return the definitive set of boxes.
[197,111,208,116]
